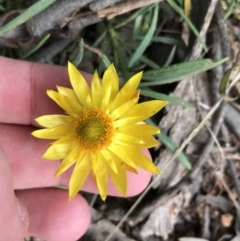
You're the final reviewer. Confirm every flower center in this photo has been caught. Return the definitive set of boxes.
[75,108,114,151]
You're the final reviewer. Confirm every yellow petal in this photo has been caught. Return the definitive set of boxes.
[113,132,144,144]
[100,149,118,174]
[52,136,75,145]
[91,70,101,108]
[47,90,83,114]
[123,163,138,174]
[110,97,138,121]
[102,64,119,100]
[101,85,111,111]
[92,155,108,201]
[107,143,138,170]
[139,136,160,148]
[35,114,73,128]
[32,125,74,139]
[68,61,92,109]
[118,124,160,136]
[113,116,147,128]
[69,152,92,200]
[111,71,142,110]
[108,159,127,197]
[57,86,80,104]
[55,146,82,176]
[42,143,72,160]
[124,146,160,174]
[121,100,167,119]
[112,136,159,149]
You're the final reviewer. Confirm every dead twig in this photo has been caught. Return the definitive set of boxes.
[98,0,163,19]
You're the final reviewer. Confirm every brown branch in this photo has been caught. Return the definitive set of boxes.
[98,0,163,19]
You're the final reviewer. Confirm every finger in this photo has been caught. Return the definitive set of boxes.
[0,146,29,241]
[16,188,90,241]
[0,56,91,125]
[1,124,152,197]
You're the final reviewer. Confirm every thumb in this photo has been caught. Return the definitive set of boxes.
[0,146,29,241]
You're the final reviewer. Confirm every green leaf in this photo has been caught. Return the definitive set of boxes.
[163,45,176,67]
[159,131,192,170]
[128,4,159,68]
[139,55,160,69]
[0,0,56,37]
[72,38,84,67]
[224,0,236,19]
[146,119,192,170]
[219,63,240,93]
[141,89,195,110]
[138,36,187,51]
[114,5,153,29]
[109,29,130,80]
[102,55,111,68]
[141,57,228,86]
[21,34,50,59]
[167,0,208,52]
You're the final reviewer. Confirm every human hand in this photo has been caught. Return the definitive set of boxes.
[0,56,153,241]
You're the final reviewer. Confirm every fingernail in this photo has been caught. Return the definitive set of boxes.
[16,198,29,227]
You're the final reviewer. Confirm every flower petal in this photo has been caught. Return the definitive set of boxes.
[42,143,72,160]
[111,71,142,110]
[113,116,147,128]
[100,149,118,174]
[113,132,144,144]
[118,124,160,136]
[121,100,167,119]
[139,136,160,148]
[108,155,127,197]
[92,154,108,201]
[47,90,83,114]
[32,125,74,139]
[69,152,92,200]
[107,143,138,170]
[57,86,80,104]
[101,85,111,111]
[55,146,83,176]
[68,61,92,109]
[110,97,138,121]
[35,114,73,128]
[124,146,160,174]
[91,70,101,108]
[102,64,119,100]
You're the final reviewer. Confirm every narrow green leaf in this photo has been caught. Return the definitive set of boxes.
[159,131,192,170]
[92,30,107,48]
[146,119,192,170]
[0,0,56,37]
[109,29,130,80]
[224,0,236,19]
[133,14,143,41]
[115,5,153,29]
[163,45,176,67]
[138,36,187,51]
[141,57,228,86]
[0,5,5,12]
[139,55,160,69]
[219,63,240,93]
[141,89,195,110]
[72,38,84,67]
[167,0,208,52]
[128,4,159,68]
[102,55,111,68]
[22,34,50,59]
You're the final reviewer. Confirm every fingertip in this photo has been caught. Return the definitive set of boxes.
[17,188,91,241]
[0,146,29,240]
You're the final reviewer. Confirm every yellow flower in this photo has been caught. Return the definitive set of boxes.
[32,62,167,201]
